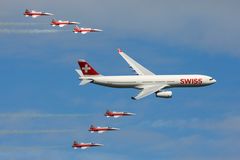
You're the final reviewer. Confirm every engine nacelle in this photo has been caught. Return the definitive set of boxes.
[156,91,172,98]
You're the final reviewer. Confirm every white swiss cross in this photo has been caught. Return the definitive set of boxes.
[82,64,91,73]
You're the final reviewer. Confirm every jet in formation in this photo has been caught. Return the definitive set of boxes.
[72,141,103,149]
[51,19,80,27]
[73,25,103,34]
[75,49,216,100]
[105,110,136,118]
[88,125,119,133]
[24,9,53,18]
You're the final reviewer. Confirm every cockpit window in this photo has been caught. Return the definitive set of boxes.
[209,78,213,80]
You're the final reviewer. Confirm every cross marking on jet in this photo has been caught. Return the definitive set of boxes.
[82,64,91,73]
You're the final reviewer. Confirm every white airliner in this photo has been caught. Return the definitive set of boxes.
[75,49,216,100]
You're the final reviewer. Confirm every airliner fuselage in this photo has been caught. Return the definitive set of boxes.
[82,74,216,88]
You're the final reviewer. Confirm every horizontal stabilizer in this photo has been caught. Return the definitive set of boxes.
[80,79,92,85]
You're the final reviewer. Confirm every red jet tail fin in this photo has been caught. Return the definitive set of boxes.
[74,25,80,30]
[78,60,100,76]
[73,141,78,145]
[73,25,80,33]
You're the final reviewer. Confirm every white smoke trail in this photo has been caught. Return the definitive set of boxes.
[0,22,38,26]
[0,145,67,152]
[0,29,63,34]
[0,113,92,118]
[0,129,78,135]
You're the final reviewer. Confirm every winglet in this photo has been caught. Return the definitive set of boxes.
[117,48,123,53]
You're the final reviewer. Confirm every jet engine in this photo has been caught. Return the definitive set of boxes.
[155,91,172,98]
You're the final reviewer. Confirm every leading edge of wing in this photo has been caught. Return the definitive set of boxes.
[117,49,155,76]
[132,84,169,100]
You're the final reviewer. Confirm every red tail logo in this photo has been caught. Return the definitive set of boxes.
[78,60,99,76]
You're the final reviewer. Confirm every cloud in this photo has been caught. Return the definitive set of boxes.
[26,0,239,56]
[0,112,97,131]
[1,1,239,59]
[151,115,240,133]
[102,126,240,159]
[74,152,131,160]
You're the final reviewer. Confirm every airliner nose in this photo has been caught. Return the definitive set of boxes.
[212,79,216,84]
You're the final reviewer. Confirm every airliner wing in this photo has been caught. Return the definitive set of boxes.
[132,84,168,100]
[118,49,155,75]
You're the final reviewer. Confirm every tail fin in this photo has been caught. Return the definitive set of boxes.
[78,60,100,76]
[73,26,81,33]
[75,25,80,30]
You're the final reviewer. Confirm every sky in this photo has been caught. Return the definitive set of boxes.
[0,0,240,160]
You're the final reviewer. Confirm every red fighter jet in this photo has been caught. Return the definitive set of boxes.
[73,25,103,34]
[51,19,80,27]
[72,141,103,150]
[88,125,120,133]
[24,9,53,18]
[104,110,136,118]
